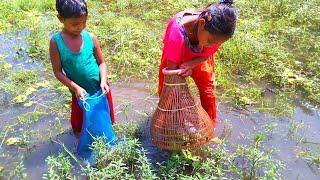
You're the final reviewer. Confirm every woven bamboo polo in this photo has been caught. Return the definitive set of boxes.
[151,68,215,151]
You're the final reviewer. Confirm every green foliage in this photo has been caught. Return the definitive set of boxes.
[157,142,283,179]
[17,110,47,125]
[44,153,74,180]
[1,0,319,106]
[89,137,154,179]
[235,145,284,180]
[10,160,27,180]
[273,94,295,116]
[4,69,38,99]
[113,120,142,139]
[0,55,12,80]
[222,85,263,108]
[0,0,54,33]
[217,0,320,106]
[289,120,305,137]
[299,150,320,167]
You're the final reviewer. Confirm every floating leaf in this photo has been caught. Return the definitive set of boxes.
[0,166,4,173]
[23,101,35,107]
[6,137,21,146]
[34,81,50,88]
[182,149,200,162]
[3,63,12,69]
[25,87,37,96]
[0,54,7,60]
[12,95,28,103]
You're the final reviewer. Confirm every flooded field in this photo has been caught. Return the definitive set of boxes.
[0,32,319,178]
[1,0,320,178]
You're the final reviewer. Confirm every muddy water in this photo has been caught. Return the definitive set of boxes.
[216,102,320,179]
[111,79,170,167]
[0,31,71,178]
[0,32,319,179]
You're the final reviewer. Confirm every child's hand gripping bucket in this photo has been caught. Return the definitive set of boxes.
[77,89,117,164]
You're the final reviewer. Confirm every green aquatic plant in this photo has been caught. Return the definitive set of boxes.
[10,159,27,180]
[289,120,305,137]
[222,86,263,108]
[272,94,295,117]
[262,122,278,139]
[90,137,154,179]
[17,110,47,125]
[235,145,284,180]
[299,150,320,167]
[44,153,74,180]
[0,56,12,80]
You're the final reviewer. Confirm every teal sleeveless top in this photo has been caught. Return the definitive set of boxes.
[53,30,100,95]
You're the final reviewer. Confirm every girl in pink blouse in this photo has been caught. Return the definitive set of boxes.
[158,0,238,128]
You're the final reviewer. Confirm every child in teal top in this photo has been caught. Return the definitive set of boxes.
[49,0,115,138]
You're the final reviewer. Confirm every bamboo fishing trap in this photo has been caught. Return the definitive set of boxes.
[150,68,215,151]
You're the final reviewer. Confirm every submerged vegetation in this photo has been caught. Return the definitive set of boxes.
[0,0,319,179]
[43,122,284,179]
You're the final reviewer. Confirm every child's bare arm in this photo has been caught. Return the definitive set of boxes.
[178,56,208,77]
[49,38,86,99]
[166,57,208,77]
[182,56,208,68]
[91,34,109,92]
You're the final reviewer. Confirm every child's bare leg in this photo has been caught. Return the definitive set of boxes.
[73,130,81,140]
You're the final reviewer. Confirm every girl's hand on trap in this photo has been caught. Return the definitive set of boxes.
[75,86,87,100]
[100,82,110,93]
[178,63,193,77]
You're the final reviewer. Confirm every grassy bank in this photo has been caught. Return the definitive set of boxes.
[1,0,319,109]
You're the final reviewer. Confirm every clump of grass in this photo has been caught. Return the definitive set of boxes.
[217,0,320,106]
[43,153,74,180]
[263,122,278,137]
[43,118,152,179]
[156,141,283,179]
[0,56,12,80]
[222,85,263,108]
[89,13,162,79]
[17,109,47,125]
[289,120,305,137]
[235,145,284,180]
[90,137,154,179]
[273,94,295,116]
[258,93,295,117]
[7,70,37,91]
[112,120,143,139]
[2,69,43,104]
[299,150,320,167]
[10,159,27,180]
[87,117,153,179]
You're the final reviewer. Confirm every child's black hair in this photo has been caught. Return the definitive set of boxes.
[56,0,88,19]
[200,0,238,36]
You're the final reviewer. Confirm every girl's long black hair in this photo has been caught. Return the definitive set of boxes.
[200,0,238,36]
